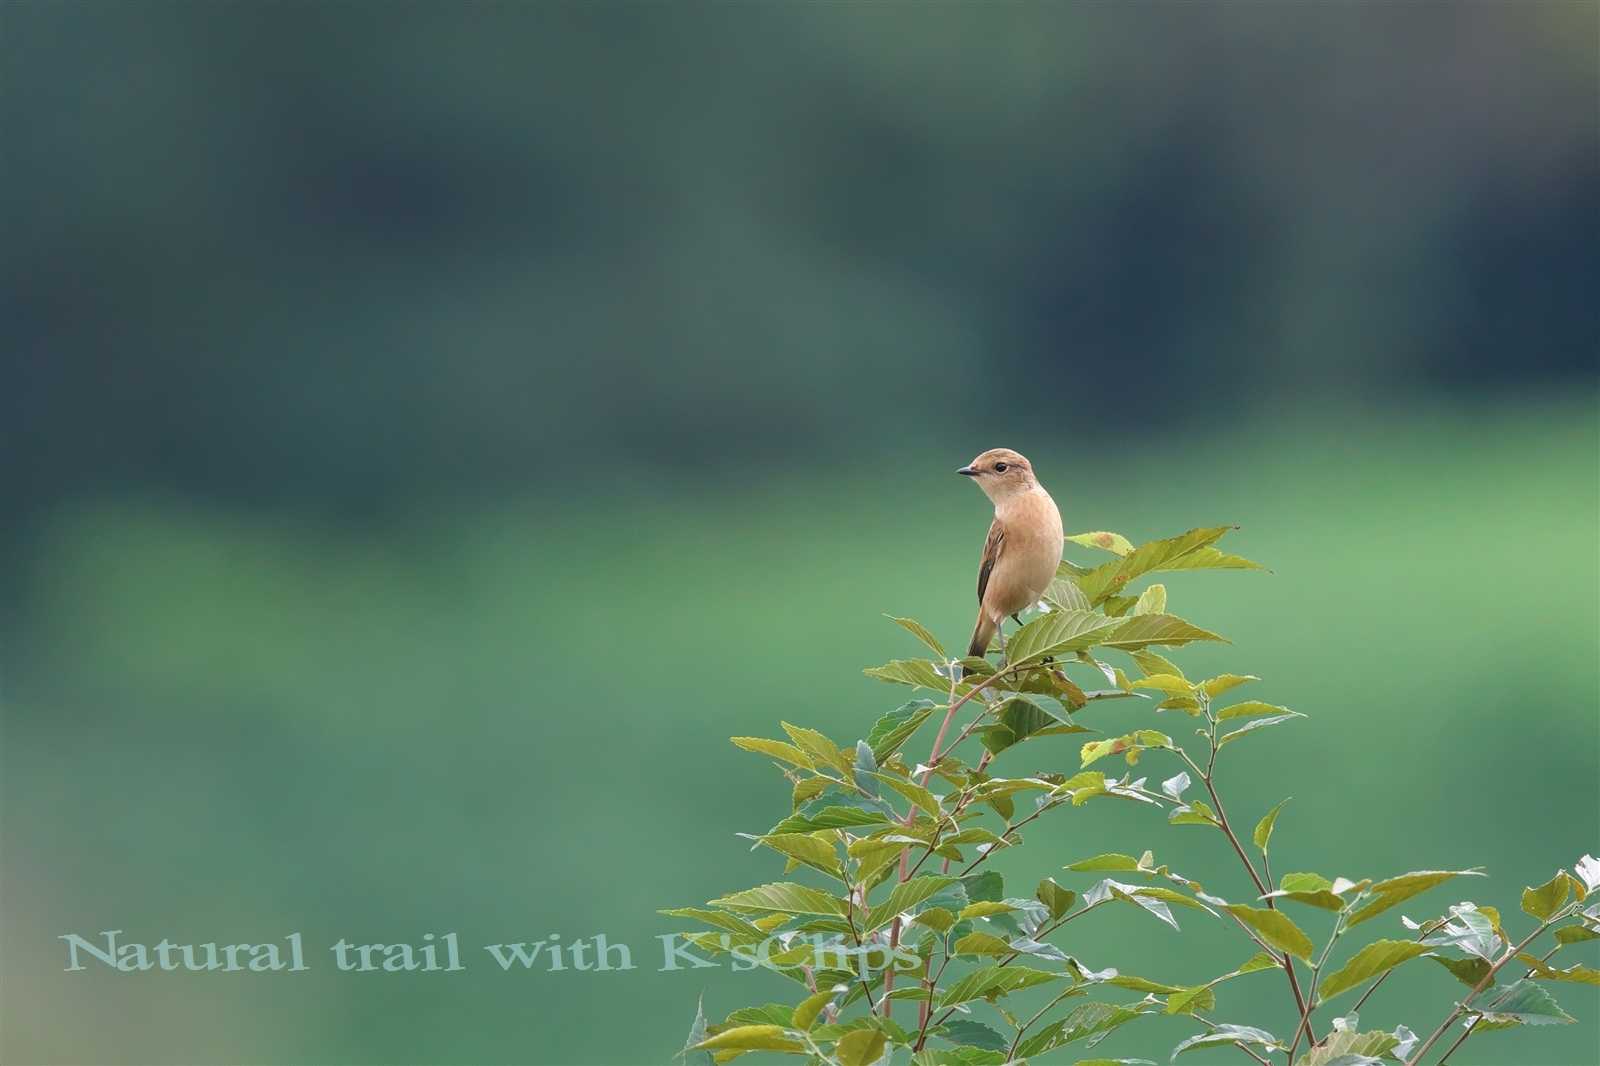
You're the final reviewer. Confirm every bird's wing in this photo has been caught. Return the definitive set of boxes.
[977,517,1004,605]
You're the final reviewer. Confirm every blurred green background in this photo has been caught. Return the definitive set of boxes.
[2,3,1596,1065]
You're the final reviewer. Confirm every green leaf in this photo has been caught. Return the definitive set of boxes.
[1037,879,1077,921]
[1099,613,1227,651]
[1131,674,1195,698]
[1170,1023,1280,1059]
[1216,700,1293,721]
[1260,871,1346,911]
[1046,576,1093,612]
[865,876,958,931]
[1066,853,1144,872]
[1066,530,1135,556]
[1074,527,1233,604]
[864,659,957,691]
[1007,610,1130,666]
[1347,869,1484,928]
[835,1028,887,1065]
[758,834,843,877]
[1296,1029,1400,1066]
[1219,712,1305,747]
[870,772,943,820]
[1521,956,1600,985]
[693,1025,804,1052]
[981,695,1090,756]
[1555,924,1600,945]
[1014,1002,1146,1058]
[1223,905,1315,960]
[731,736,814,769]
[1522,871,1575,921]
[1168,800,1219,827]
[1129,649,1186,680]
[937,964,1065,1009]
[711,882,846,917]
[940,1019,1008,1051]
[1199,674,1258,698]
[868,700,937,761]
[1253,799,1289,850]
[792,990,834,1030]
[1316,940,1434,1003]
[1133,584,1167,615]
[770,806,891,834]
[781,722,847,773]
[888,615,947,658]
[1432,953,1492,987]
[1080,730,1171,768]
[951,931,1012,956]
[1478,978,1577,1025]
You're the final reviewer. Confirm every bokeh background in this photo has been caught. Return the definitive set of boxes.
[2,3,1597,1064]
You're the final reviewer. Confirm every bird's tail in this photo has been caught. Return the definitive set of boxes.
[961,611,997,678]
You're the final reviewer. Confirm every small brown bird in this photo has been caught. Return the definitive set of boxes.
[958,448,1064,662]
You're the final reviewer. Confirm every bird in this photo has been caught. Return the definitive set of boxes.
[957,448,1064,666]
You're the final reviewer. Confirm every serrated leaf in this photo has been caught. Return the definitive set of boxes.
[782,722,847,773]
[1100,614,1227,651]
[1074,527,1233,604]
[1223,905,1315,960]
[937,964,1065,1008]
[1015,1002,1146,1058]
[731,737,814,769]
[1555,924,1600,945]
[952,931,1013,956]
[758,834,843,877]
[1317,940,1434,1004]
[770,806,892,834]
[868,700,937,761]
[1216,700,1293,721]
[1296,1029,1399,1066]
[865,876,958,932]
[1008,610,1132,666]
[1253,799,1289,850]
[940,1019,1008,1051]
[1168,800,1219,827]
[1479,978,1577,1024]
[1348,870,1483,928]
[870,772,942,820]
[711,882,845,917]
[865,659,958,691]
[1132,674,1194,698]
[888,615,947,658]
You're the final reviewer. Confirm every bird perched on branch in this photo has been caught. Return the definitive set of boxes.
[957,448,1063,664]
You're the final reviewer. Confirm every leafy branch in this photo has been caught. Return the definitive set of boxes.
[667,526,1598,1066]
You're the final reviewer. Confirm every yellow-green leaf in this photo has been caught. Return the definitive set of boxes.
[1522,871,1575,921]
[694,1025,804,1052]
[1224,904,1315,960]
[1317,939,1434,1003]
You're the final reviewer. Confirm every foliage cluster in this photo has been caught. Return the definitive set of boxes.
[667,527,1598,1065]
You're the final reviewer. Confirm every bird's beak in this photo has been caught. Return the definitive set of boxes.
[956,466,979,477]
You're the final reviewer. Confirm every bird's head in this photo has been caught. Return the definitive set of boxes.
[957,448,1038,502]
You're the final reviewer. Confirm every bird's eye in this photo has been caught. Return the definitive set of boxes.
[994,462,1009,473]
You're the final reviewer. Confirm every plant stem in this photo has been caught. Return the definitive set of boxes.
[1287,911,1349,1062]
[1183,701,1316,1053]
[1432,942,1566,1066]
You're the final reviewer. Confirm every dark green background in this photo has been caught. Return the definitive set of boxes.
[2,3,1596,1064]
